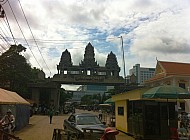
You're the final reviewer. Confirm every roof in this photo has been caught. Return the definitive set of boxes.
[0,88,30,105]
[145,61,190,83]
[159,61,190,75]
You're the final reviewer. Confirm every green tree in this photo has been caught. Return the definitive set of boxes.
[81,95,93,105]
[59,88,72,106]
[0,44,34,97]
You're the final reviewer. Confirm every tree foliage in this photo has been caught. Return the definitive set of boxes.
[59,88,72,106]
[81,93,106,105]
[0,44,38,97]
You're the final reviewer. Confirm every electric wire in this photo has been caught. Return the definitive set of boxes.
[0,6,32,66]
[1,0,8,5]
[0,43,7,51]
[3,13,16,44]
[0,34,10,49]
[18,0,52,76]
[1,18,12,38]
[7,0,42,69]
[0,20,32,65]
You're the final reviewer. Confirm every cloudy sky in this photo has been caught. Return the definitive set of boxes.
[0,0,190,90]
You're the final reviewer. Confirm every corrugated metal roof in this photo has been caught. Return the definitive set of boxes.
[0,88,30,105]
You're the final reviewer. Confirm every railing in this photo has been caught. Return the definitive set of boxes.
[0,129,21,140]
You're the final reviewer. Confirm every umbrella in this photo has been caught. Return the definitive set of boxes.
[142,85,190,99]
[142,85,190,137]
[104,98,114,105]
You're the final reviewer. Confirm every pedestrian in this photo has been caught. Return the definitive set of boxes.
[34,106,38,114]
[0,109,15,134]
[99,109,103,121]
[100,127,119,140]
[48,109,54,124]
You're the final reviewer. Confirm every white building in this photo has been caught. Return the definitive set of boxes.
[70,85,114,103]
[129,64,155,85]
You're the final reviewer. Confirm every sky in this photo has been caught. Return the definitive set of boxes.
[0,0,190,90]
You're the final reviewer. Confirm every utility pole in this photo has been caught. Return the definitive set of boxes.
[121,36,126,85]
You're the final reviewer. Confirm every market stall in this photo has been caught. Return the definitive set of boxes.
[112,86,190,140]
[0,88,30,130]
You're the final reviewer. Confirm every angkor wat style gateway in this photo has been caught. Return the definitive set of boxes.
[29,43,124,111]
[53,42,124,85]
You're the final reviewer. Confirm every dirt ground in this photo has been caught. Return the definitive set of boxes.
[14,110,134,140]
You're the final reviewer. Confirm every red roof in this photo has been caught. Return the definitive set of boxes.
[145,61,190,83]
[159,61,190,75]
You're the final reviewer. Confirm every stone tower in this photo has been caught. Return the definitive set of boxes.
[105,51,120,77]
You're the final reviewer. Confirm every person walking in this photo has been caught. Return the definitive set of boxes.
[48,109,54,124]
[99,109,103,121]
[100,127,119,140]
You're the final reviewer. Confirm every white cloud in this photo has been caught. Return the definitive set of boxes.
[1,0,190,89]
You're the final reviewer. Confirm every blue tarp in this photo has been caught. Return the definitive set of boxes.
[0,104,30,131]
[15,104,30,130]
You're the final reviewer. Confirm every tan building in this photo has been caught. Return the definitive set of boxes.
[144,60,190,112]
[112,60,190,138]
[144,61,190,90]
[112,88,149,133]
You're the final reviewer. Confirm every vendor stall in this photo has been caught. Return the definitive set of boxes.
[127,99,178,139]
[112,86,190,140]
[0,88,30,130]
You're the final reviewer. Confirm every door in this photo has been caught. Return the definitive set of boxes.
[144,101,160,138]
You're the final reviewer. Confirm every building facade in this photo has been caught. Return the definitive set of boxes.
[70,85,114,103]
[144,61,190,90]
[129,64,155,85]
[144,60,190,112]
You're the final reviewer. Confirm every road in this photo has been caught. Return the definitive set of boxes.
[14,109,134,140]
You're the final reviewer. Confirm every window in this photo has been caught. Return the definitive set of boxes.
[87,70,91,75]
[180,102,185,111]
[179,83,185,89]
[118,107,124,116]
[64,70,67,74]
[68,115,75,122]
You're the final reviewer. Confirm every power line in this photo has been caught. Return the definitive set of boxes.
[0,43,7,51]
[20,37,117,42]
[6,0,42,69]
[18,0,52,76]
[1,18,12,39]
[1,0,8,5]
[1,15,32,65]
[0,33,11,49]
[3,13,16,44]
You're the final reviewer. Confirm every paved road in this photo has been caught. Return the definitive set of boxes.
[15,109,134,140]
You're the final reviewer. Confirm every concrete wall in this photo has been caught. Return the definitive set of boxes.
[112,87,149,133]
[115,100,128,132]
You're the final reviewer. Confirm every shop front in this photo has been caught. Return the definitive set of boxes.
[127,99,178,139]
[112,86,190,140]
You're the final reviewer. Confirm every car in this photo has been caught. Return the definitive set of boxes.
[63,113,106,139]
